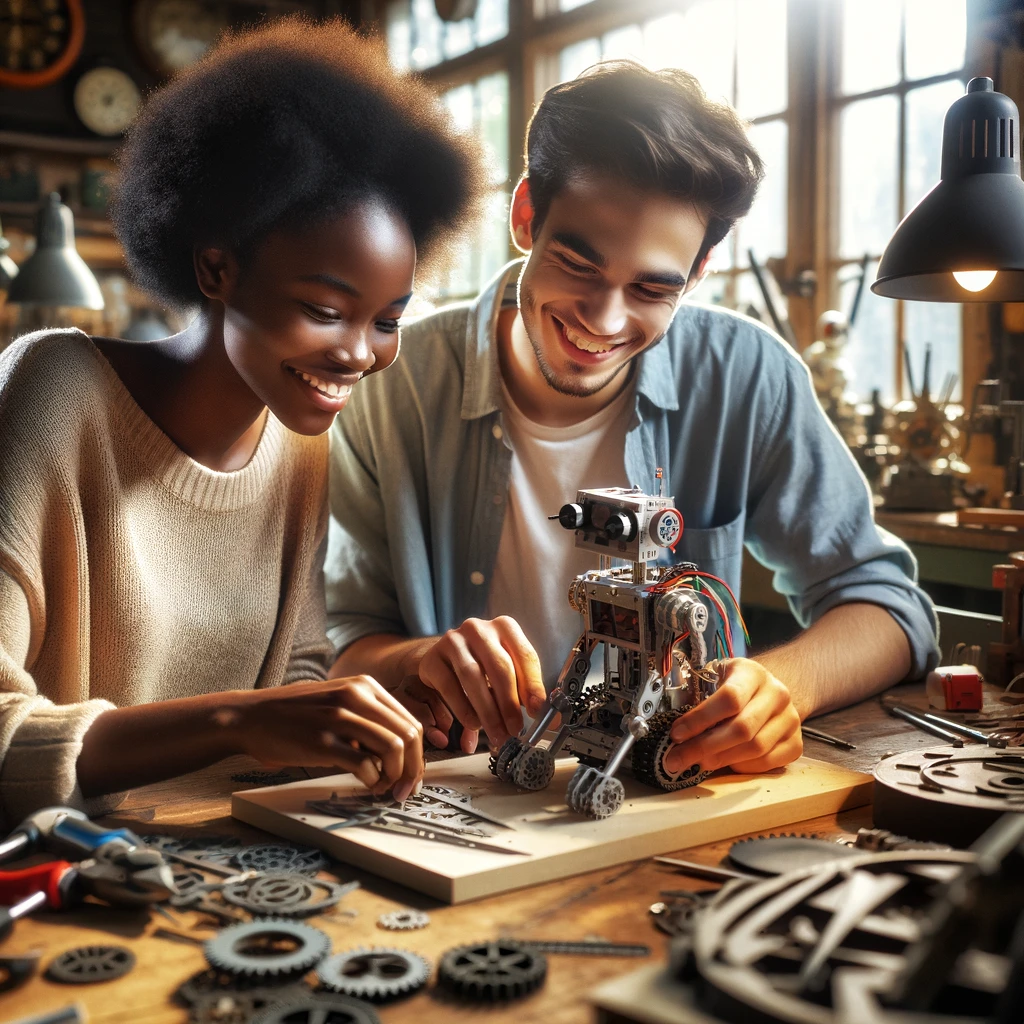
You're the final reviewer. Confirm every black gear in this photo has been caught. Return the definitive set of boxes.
[315,948,430,1003]
[437,940,547,1001]
[46,945,136,984]
[569,681,608,719]
[234,843,328,876]
[221,873,350,917]
[176,970,307,1007]
[204,919,331,979]
[489,736,524,781]
[631,710,706,791]
[253,994,381,1024]
[727,834,861,876]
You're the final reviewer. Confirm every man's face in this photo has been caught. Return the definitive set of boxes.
[515,174,709,400]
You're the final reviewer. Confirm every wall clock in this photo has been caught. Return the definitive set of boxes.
[0,0,86,89]
[73,67,142,137]
[131,0,229,80]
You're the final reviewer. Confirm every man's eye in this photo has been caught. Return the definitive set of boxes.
[558,255,595,274]
[376,319,400,334]
[634,285,668,300]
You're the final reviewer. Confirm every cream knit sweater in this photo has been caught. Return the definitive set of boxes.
[0,329,333,828]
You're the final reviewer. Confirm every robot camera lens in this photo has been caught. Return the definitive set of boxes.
[604,512,636,541]
[558,503,585,530]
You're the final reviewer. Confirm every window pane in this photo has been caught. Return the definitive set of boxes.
[905,303,962,402]
[559,0,596,10]
[839,95,899,258]
[841,263,897,403]
[385,0,412,70]
[905,0,965,81]
[686,272,730,307]
[435,191,510,299]
[738,119,788,264]
[391,0,506,70]
[841,0,900,96]
[479,71,509,185]
[737,269,788,330]
[642,12,687,72]
[674,0,736,105]
[559,36,601,83]
[443,17,474,61]
[905,79,965,214]
[476,0,508,47]
[409,0,443,69]
[443,83,474,133]
[601,23,644,63]
[736,0,787,118]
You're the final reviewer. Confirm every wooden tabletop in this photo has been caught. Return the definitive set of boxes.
[876,510,1024,553]
[0,687,935,1024]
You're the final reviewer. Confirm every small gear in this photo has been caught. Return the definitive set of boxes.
[221,873,352,917]
[253,994,381,1024]
[566,765,624,818]
[46,945,136,984]
[727,834,861,876]
[511,745,555,791]
[316,948,430,1003]
[234,843,328,876]
[489,736,525,781]
[377,909,430,931]
[170,867,215,907]
[437,940,546,1001]
[204,919,331,979]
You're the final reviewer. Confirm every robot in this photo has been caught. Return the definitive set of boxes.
[489,484,743,819]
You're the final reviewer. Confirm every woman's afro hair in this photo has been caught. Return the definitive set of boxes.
[112,17,486,309]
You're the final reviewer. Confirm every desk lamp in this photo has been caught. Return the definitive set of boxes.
[6,192,104,312]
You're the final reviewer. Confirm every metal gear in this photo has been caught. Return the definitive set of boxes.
[437,940,547,1001]
[569,681,609,718]
[727,833,862,876]
[631,710,706,791]
[566,764,624,818]
[234,843,328,876]
[175,970,308,1007]
[46,945,136,984]
[253,994,381,1024]
[377,909,430,931]
[510,745,556,791]
[220,873,353,917]
[315,947,430,1003]
[204,919,331,979]
[489,736,525,781]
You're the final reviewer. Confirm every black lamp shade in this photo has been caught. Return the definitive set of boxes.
[873,78,1024,302]
[6,193,104,310]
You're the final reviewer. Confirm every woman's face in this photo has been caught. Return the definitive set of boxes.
[217,199,416,436]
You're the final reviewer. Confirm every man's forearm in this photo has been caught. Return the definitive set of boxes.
[753,602,912,720]
[332,633,434,691]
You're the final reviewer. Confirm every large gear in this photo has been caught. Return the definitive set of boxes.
[252,994,381,1024]
[315,948,430,1003]
[377,909,430,931]
[437,940,547,1001]
[187,987,308,1024]
[175,970,308,1007]
[204,919,331,979]
[233,843,328,876]
[510,745,556,791]
[221,873,351,917]
[46,945,136,984]
[727,833,861,876]
[631,710,706,791]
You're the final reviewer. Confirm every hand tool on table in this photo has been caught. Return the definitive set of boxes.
[802,725,857,750]
[880,699,966,746]
[654,855,755,882]
[882,698,1007,747]
[0,807,176,905]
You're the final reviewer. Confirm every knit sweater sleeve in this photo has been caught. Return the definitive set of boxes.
[281,528,333,685]
[0,567,119,830]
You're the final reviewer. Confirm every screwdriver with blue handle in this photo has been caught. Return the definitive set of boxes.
[0,808,177,907]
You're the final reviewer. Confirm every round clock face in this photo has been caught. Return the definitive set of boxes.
[0,0,85,88]
[74,67,142,136]
[133,0,229,79]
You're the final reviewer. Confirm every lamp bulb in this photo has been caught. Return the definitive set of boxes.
[953,269,997,292]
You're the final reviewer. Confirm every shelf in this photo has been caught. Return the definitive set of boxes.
[0,201,115,235]
[0,131,120,157]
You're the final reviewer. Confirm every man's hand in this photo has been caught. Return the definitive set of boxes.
[662,659,802,776]
[232,676,425,800]
[410,616,547,754]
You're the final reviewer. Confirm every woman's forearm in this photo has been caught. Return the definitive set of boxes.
[76,690,247,797]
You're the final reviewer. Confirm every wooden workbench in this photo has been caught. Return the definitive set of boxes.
[0,689,934,1024]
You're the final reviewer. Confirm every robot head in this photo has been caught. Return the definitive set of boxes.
[556,487,683,563]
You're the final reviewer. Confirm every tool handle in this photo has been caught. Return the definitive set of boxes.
[0,861,74,910]
[50,816,140,857]
[0,889,49,940]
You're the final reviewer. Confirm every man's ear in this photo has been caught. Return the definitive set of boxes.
[509,177,535,255]
[193,246,239,303]
[684,246,716,294]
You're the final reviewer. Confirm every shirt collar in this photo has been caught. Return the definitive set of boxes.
[460,257,681,418]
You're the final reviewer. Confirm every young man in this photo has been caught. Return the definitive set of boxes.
[325,62,939,778]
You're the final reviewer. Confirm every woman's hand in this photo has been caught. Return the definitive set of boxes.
[230,676,425,800]
[662,659,802,776]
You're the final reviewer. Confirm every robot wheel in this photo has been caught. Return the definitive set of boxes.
[631,711,708,791]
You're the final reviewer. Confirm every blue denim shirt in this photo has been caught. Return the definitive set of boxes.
[325,261,939,677]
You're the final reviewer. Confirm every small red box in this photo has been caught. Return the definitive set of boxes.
[926,665,983,711]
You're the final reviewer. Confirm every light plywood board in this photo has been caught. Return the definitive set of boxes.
[232,754,871,904]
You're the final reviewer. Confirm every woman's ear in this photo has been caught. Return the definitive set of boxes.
[509,177,535,255]
[193,246,239,302]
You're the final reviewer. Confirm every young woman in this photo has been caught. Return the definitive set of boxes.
[0,18,483,828]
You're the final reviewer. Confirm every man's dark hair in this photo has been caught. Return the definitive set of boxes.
[113,17,485,309]
[525,60,764,271]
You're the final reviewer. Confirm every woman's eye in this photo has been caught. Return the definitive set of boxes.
[376,319,400,334]
[302,303,342,323]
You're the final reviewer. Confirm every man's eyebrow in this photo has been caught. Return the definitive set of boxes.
[551,232,606,267]
[298,273,360,297]
[634,269,687,289]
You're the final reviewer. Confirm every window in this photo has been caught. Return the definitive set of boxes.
[385,0,508,71]
[834,0,968,403]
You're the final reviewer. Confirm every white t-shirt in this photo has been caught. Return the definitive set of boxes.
[485,378,634,687]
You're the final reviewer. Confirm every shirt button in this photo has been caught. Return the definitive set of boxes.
[470,571,486,585]
[492,424,503,440]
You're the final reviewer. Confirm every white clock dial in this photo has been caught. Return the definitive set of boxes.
[74,67,142,137]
